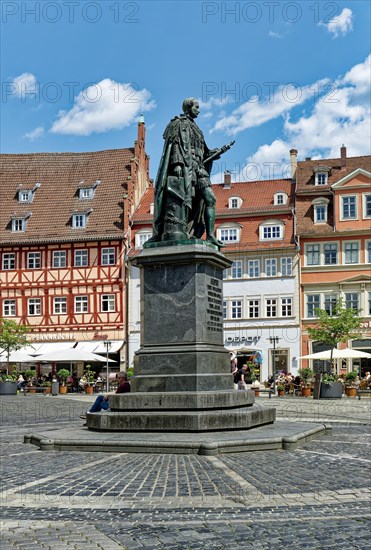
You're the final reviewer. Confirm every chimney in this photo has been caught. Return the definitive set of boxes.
[223,171,231,189]
[137,113,145,145]
[289,149,298,180]
[340,144,347,169]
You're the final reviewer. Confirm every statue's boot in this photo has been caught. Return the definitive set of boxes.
[204,206,225,248]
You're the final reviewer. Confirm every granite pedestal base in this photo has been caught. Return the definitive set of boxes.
[86,390,276,431]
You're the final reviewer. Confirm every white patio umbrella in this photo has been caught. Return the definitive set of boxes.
[0,350,37,363]
[35,348,116,363]
[300,348,371,360]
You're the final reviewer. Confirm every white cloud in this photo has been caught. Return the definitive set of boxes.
[210,79,329,135]
[24,126,44,141]
[12,72,37,99]
[237,55,370,180]
[268,31,283,39]
[319,7,353,38]
[51,79,156,136]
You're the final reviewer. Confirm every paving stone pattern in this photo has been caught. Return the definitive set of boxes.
[1,395,370,549]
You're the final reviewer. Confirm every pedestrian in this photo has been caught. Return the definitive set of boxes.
[80,373,130,419]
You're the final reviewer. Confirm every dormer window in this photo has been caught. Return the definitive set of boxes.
[274,192,288,205]
[217,223,241,243]
[313,165,330,186]
[12,218,26,232]
[79,187,94,200]
[19,191,31,203]
[228,196,242,209]
[312,197,329,224]
[72,214,87,228]
[259,220,284,241]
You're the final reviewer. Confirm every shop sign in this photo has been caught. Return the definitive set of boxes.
[225,335,260,345]
[29,333,76,341]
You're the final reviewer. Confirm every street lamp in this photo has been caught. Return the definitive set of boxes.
[268,336,280,395]
[104,340,112,392]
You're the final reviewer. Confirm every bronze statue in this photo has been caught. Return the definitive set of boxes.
[147,98,234,248]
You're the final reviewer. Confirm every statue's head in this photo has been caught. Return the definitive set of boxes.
[182,98,199,118]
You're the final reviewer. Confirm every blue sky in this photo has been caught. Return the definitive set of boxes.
[1,0,370,181]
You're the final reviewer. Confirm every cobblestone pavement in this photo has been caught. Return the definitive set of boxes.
[1,395,370,549]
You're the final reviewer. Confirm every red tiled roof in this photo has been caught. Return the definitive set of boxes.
[0,149,133,245]
[296,155,371,191]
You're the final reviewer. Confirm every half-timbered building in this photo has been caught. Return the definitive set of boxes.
[0,121,150,371]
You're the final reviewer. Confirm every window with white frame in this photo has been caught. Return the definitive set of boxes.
[306,243,320,266]
[229,197,242,208]
[368,292,371,315]
[74,249,88,267]
[363,194,371,218]
[28,298,41,316]
[265,258,277,277]
[274,192,287,205]
[345,292,359,311]
[52,250,67,268]
[367,241,371,263]
[344,242,359,264]
[54,297,67,314]
[281,297,292,317]
[2,253,15,270]
[324,294,338,315]
[3,300,16,317]
[231,260,242,278]
[231,300,242,319]
[101,294,115,312]
[12,218,26,232]
[101,248,115,265]
[260,223,283,240]
[265,298,277,317]
[280,257,292,276]
[72,214,87,228]
[223,300,227,319]
[248,299,259,318]
[74,296,88,313]
[27,252,41,269]
[341,195,357,220]
[314,204,327,223]
[79,188,94,200]
[315,172,328,185]
[324,243,338,265]
[135,232,152,249]
[18,190,31,202]
[248,259,260,278]
[219,228,238,243]
[307,294,320,317]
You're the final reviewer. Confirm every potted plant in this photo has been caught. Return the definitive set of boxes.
[41,380,52,394]
[84,366,96,394]
[0,373,18,395]
[57,369,70,394]
[277,383,285,397]
[298,367,314,397]
[319,373,343,399]
[24,369,37,393]
[344,371,358,397]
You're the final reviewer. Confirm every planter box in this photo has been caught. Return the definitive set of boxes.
[345,387,357,397]
[301,387,311,397]
[59,385,68,394]
[0,382,17,395]
[85,386,94,395]
[320,381,343,399]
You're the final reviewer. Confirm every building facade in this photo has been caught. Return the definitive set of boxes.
[295,147,371,375]
[0,122,150,371]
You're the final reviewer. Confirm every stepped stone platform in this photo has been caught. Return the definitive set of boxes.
[25,421,330,455]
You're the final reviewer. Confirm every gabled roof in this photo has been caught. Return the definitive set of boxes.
[296,155,371,192]
[0,149,133,245]
[331,168,371,188]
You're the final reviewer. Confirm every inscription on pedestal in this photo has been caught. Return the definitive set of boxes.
[206,277,223,333]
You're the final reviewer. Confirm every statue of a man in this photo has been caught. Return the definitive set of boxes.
[147,98,234,248]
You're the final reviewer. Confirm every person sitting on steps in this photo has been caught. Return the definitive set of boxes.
[80,373,130,419]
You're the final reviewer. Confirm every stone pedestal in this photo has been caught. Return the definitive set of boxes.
[87,243,275,432]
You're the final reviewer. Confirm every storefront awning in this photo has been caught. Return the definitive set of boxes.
[28,342,76,356]
[75,340,124,354]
